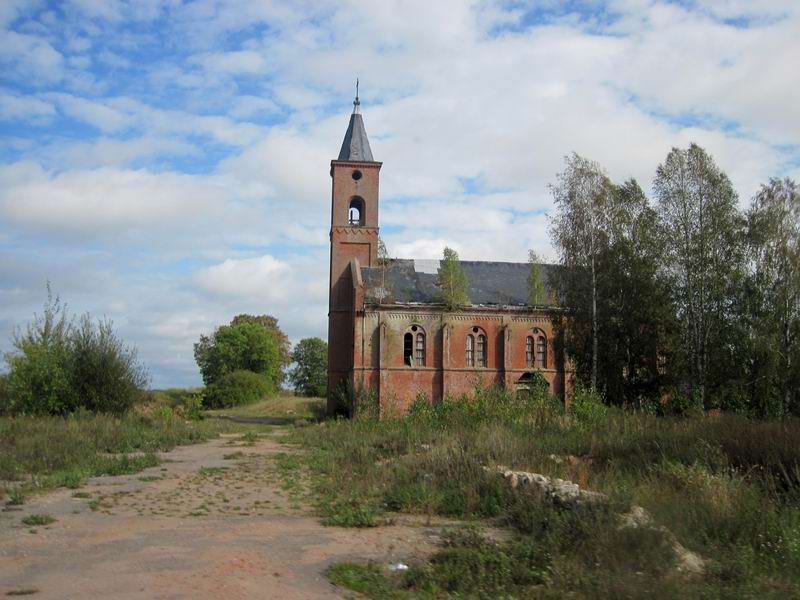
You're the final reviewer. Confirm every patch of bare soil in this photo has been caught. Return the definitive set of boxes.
[0,429,444,599]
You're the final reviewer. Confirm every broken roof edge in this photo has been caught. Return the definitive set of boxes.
[360,301,568,312]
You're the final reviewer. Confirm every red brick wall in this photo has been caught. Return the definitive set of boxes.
[350,307,573,414]
[327,160,382,413]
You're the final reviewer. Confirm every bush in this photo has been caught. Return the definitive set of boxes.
[68,315,148,415]
[0,373,10,415]
[568,385,608,425]
[204,370,274,409]
[3,289,149,415]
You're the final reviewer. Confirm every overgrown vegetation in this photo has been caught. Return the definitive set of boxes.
[436,247,470,310]
[289,386,800,597]
[0,406,268,499]
[549,147,800,416]
[203,369,274,409]
[2,287,148,416]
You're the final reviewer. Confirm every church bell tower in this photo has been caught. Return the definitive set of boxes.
[327,85,382,411]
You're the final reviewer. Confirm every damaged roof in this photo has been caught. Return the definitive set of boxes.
[361,259,558,306]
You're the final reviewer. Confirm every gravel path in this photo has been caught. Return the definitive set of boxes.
[0,430,442,599]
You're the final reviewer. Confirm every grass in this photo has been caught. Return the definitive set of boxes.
[287,387,800,598]
[204,392,326,423]
[0,399,272,498]
[21,514,56,526]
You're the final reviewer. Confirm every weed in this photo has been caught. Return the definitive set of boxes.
[240,431,259,446]
[137,475,160,482]
[296,385,800,597]
[327,563,400,599]
[0,409,270,498]
[322,499,381,527]
[198,466,227,476]
[71,491,91,498]
[21,514,56,526]
[6,487,25,506]
[223,452,244,460]
[6,588,39,596]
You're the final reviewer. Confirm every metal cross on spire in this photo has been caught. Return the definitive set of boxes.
[353,78,360,114]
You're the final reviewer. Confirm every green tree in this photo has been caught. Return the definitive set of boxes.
[194,322,282,388]
[744,178,800,415]
[230,314,291,372]
[437,247,470,310]
[289,337,328,397]
[653,143,746,408]
[549,153,614,390]
[595,180,676,405]
[527,250,547,305]
[550,174,676,405]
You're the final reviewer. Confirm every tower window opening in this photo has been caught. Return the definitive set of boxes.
[404,333,413,366]
[466,334,475,367]
[348,197,365,226]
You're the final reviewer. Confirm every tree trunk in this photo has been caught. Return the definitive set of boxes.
[591,253,598,391]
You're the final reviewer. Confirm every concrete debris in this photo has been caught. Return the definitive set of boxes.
[487,466,706,576]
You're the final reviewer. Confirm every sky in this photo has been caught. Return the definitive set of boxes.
[1,0,799,388]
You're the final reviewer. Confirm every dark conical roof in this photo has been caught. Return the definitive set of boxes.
[338,112,374,161]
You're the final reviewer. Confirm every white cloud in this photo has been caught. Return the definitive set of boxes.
[2,0,799,387]
[193,50,268,75]
[194,255,292,301]
[0,91,55,122]
[0,30,64,83]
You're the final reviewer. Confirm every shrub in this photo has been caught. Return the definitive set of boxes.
[203,370,274,409]
[0,373,10,415]
[568,385,608,425]
[3,289,148,415]
[68,315,148,415]
[21,514,56,526]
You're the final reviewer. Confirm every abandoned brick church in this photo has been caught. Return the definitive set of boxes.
[327,94,574,414]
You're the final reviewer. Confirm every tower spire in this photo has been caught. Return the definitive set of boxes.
[338,80,373,161]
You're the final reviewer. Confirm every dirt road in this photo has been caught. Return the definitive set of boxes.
[0,430,441,599]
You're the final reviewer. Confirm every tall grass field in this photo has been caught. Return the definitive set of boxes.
[289,387,800,598]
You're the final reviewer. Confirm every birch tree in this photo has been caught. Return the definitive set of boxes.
[437,247,470,310]
[549,153,613,390]
[746,178,800,414]
[654,144,743,408]
[527,250,547,306]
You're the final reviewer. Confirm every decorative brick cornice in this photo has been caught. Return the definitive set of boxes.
[331,227,379,235]
[331,160,382,169]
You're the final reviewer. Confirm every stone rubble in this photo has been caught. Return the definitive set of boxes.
[487,465,706,576]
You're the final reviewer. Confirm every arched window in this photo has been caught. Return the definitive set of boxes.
[525,336,534,368]
[415,333,425,366]
[466,334,475,367]
[404,325,425,367]
[404,332,413,366]
[477,334,487,367]
[536,336,547,368]
[348,197,365,226]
